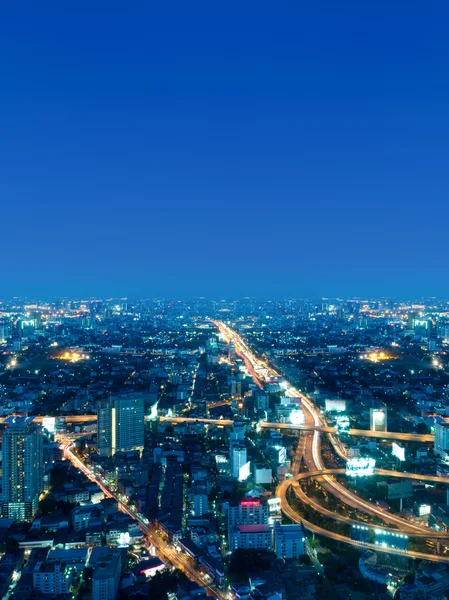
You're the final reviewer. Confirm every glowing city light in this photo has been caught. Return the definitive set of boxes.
[289,408,305,426]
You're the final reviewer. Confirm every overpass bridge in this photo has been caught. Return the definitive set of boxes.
[17,414,433,443]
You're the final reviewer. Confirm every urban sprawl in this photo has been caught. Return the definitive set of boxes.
[0,298,449,600]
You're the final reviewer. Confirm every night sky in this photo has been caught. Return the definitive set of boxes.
[1,1,448,299]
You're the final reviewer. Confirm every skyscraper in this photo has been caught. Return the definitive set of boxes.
[1,417,43,521]
[97,394,145,456]
[230,443,248,480]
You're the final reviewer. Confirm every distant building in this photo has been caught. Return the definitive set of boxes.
[273,523,306,558]
[253,390,269,412]
[228,499,269,544]
[33,561,73,595]
[230,524,272,551]
[434,417,449,456]
[230,443,248,480]
[370,408,387,432]
[230,422,245,442]
[1,417,43,521]
[91,548,122,600]
[254,464,272,485]
[193,485,209,517]
[97,394,145,456]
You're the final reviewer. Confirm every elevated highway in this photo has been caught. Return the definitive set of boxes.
[278,475,449,564]
[7,414,432,443]
[215,321,446,562]
[284,468,449,538]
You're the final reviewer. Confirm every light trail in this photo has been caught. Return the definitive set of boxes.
[213,320,447,561]
[63,445,225,599]
[287,468,449,538]
[278,476,449,564]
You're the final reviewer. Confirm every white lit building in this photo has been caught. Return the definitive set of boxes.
[230,443,248,479]
[254,464,272,485]
[434,417,449,457]
[370,408,387,432]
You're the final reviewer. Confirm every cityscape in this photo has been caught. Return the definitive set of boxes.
[0,299,449,599]
[2,2,449,600]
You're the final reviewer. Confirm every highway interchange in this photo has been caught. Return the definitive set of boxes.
[215,321,449,564]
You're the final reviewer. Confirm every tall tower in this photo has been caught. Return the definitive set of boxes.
[97,394,145,457]
[1,417,43,521]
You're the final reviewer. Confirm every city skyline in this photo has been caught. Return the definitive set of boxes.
[3,3,449,598]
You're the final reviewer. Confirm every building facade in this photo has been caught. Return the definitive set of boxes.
[273,523,306,558]
[1,417,43,521]
[97,394,145,456]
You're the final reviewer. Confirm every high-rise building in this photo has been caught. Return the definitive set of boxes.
[228,499,269,531]
[91,549,121,600]
[230,443,248,480]
[33,562,73,594]
[1,417,43,521]
[230,524,272,551]
[229,422,245,443]
[370,408,387,432]
[97,394,145,457]
[434,417,449,457]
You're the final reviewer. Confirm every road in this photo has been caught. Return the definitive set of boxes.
[286,468,449,539]
[1,415,432,443]
[159,417,433,443]
[213,320,446,561]
[64,445,226,599]
[278,476,449,565]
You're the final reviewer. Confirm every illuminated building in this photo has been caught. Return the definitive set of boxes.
[254,389,269,412]
[434,416,449,457]
[370,408,387,432]
[230,378,242,397]
[228,340,236,362]
[230,524,272,551]
[33,562,73,595]
[1,417,43,521]
[325,398,346,412]
[228,499,269,532]
[274,523,306,558]
[230,443,248,480]
[97,394,144,457]
[254,463,272,485]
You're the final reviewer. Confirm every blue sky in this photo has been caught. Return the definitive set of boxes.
[1,1,448,298]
